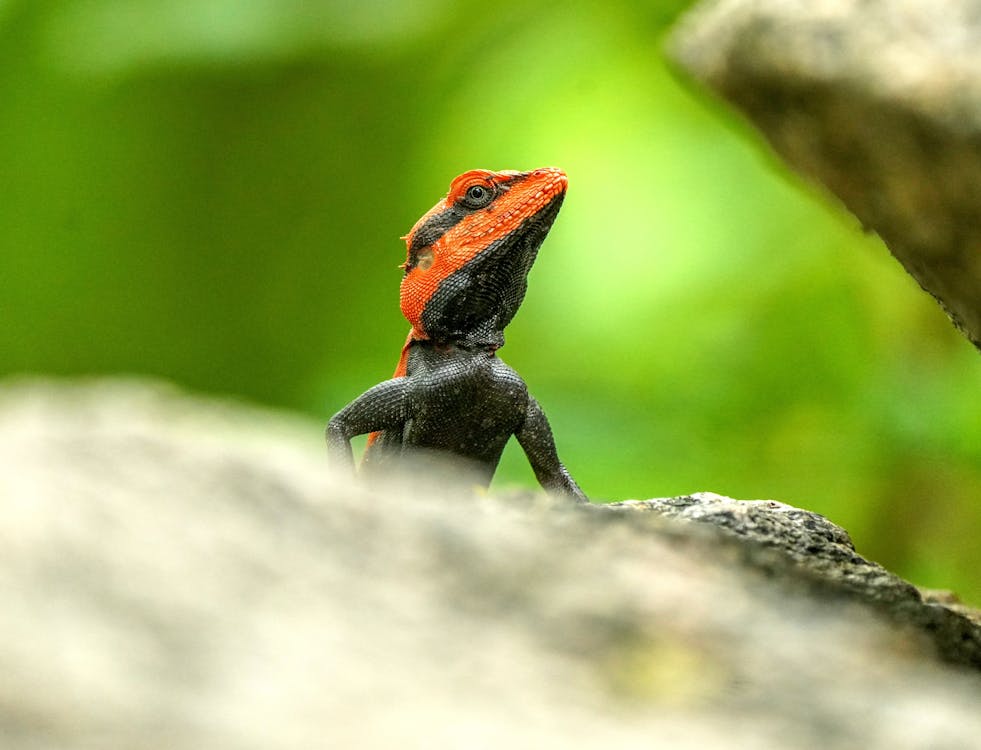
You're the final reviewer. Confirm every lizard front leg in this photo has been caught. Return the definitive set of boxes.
[326,378,409,474]
[516,396,588,503]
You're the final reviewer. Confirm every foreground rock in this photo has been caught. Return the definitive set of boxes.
[670,0,981,349]
[0,378,979,750]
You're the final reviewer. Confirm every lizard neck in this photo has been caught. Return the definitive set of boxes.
[410,326,503,353]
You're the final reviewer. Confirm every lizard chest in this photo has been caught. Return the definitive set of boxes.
[401,346,528,453]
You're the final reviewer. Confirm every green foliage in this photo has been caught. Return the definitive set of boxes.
[1,0,978,602]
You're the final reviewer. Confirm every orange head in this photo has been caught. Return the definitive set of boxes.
[399,167,567,347]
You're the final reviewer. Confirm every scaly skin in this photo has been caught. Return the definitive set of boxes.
[327,168,586,502]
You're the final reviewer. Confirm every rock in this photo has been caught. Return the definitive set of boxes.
[605,494,981,668]
[669,0,981,349]
[1,378,980,750]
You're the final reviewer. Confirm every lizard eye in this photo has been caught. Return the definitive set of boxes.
[460,183,494,209]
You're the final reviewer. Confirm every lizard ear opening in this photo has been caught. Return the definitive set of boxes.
[415,246,435,271]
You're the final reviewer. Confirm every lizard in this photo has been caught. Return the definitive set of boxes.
[326,167,587,503]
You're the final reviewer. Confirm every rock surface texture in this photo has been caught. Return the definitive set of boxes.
[670,0,981,349]
[1,378,979,750]
[608,495,981,669]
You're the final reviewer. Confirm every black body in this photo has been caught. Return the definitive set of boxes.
[326,168,586,502]
[327,341,585,500]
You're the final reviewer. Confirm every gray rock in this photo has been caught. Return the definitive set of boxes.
[605,494,981,668]
[1,378,980,750]
[669,0,981,349]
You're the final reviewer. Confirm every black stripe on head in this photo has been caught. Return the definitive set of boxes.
[408,172,531,256]
[408,205,467,257]
[404,172,530,273]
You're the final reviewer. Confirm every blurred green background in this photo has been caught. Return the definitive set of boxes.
[2,0,979,603]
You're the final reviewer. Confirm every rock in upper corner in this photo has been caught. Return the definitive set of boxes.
[669,0,981,349]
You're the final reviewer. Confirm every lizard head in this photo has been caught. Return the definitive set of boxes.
[399,167,567,347]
